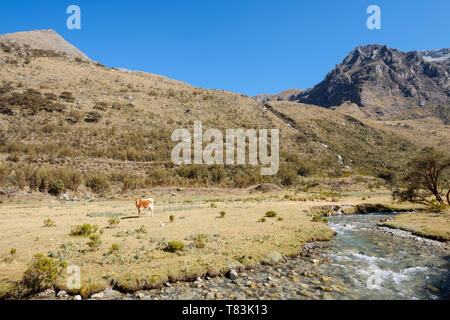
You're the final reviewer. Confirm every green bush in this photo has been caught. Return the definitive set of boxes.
[70,224,98,237]
[10,248,16,255]
[219,211,227,218]
[164,241,185,253]
[43,218,56,227]
[109,243,120,253]
[169,215,175,222]
[259,217,267,223]
[108,218,120,227]
[427,199,447,213]
[312,216,328,223]
[265,211,278,218]
[21,254,65,294]
[194,239,206,249]
[277,217,284,221]
[86,234,102,251]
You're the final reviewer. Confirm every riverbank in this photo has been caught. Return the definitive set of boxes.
[379,208,450,242]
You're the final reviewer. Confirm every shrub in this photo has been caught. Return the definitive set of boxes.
[164,241,185,253]
[43,218,56,227]
[3,89,65,114]
[59,91,75,102]
[427,199,446,213]
[70,224,98,237]
[265,211,278,218]
[108,218,120,228]
[219,211,226,218]
[194,239,206,249]
[66,110,84,123]
[21,254,65,294]
[29,167,83,195]
[84,111,102,123]
[277,217,284,221]
[86,234,102,251]
[312,216,328,223]
[109,243,120,253]
[259,217,267,222]
[136,225,147,234]
[10,248,16,255]
[0,165,10,185]
[169,215,175,222]
[85,172,111,194]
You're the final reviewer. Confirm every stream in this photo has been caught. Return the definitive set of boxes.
[312,213,449,299]
[134,213,449,300]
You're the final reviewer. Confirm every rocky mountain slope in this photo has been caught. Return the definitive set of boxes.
[0,29,89,60]
[0,30,434,196]
[253,89,304,103]
[420,48,450,63]
[254,45,450,121]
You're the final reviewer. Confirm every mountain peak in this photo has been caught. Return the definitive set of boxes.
[0,29,89,60]
[288,44,450,119]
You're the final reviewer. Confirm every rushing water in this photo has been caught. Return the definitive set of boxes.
[313,213,450,300]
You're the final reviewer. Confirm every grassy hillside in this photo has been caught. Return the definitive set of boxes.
[0,40,425,198]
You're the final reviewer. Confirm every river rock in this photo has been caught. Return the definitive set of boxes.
[298,290,314,297]
[226,269,239,280]
[74,295,82,300]
[320,286,333,292]
[37,289,55,297]
[57,290,68,297]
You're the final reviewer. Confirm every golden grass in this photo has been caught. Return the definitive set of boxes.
[0,194,344,297]
[381,208,450,241]
[0,191,400,297]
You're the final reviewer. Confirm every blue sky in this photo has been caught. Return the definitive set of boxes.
[1,0,449,96]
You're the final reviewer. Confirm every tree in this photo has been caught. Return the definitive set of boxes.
[393,148,450,206]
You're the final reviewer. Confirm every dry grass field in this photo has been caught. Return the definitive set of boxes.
[0,190,414,298]
[381,208,450,241]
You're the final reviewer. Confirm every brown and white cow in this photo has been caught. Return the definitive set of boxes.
[135,197,154,217]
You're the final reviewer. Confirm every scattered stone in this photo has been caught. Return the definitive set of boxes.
[321,276,332,282]
[322,293,333,300]
[37,289,55,297]
[57,290,68,298]
[319,286,333,292]
[74,295,82,300]
[226,269,239,280]
[164,282,171,287]
[298,290,314,297]
[91,292,105,299]
[135,292,146,299]
[426,284,440,293]
[59,193,70,201]
[205,292,215,299]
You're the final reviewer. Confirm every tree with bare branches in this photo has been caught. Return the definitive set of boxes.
[393,148,450,206]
